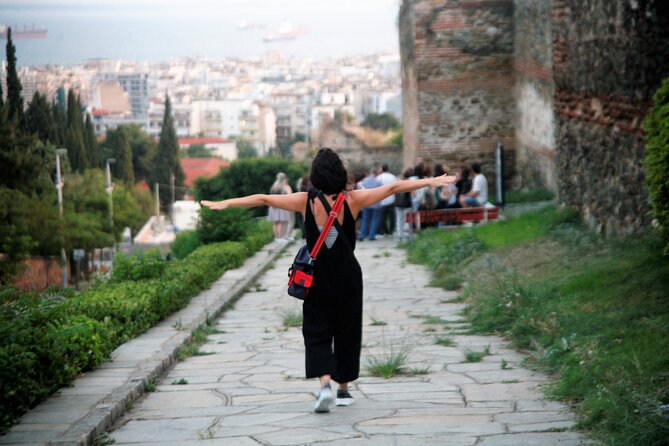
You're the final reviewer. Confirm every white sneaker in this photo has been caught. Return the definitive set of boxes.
[336,389,355,406]
[314,385,334,413]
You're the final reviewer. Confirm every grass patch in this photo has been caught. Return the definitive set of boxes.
[423,315,454,325]
[365,348,410,378]
[281,308,303,328]
[463,346,490,363]
[505,188,555,204]
[406,366,431,375]
[370,317,388,326]
[171,378,188,385]
[144,379,157,392]
[406,205,669,445]
[176,324,220,361]
[435,336,455,347]
[364,333,419,379]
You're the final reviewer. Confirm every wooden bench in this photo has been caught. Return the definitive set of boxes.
[405,206,500,226]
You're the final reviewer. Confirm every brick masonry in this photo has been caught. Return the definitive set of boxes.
[400,0,669,232]
[401,0,516,196]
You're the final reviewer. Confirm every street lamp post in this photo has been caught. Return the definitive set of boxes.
[55,148,68,289]
[105,158,116,248]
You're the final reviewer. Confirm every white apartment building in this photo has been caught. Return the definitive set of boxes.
[191,99,250,137]
[269,92,311,148]
[147,98,193,137]
[356,89,403,121]
[239,103,276,156]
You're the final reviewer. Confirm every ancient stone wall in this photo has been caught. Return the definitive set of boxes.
[400,0,516,192]
[553,0,669,233]
[513,0,556,191]
[319,120,403,175]
[401,0,669,232]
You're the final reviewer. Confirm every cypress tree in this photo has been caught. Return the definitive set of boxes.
[66,89,88,171]
[52,100,67,146]
[26,91,57,143]
[85,113,102,168]
[108,126,134,184]
[5,27,24,124]
[0,73,4,109]
[149,96,184,207]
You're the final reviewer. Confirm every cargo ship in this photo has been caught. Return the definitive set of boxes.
[262,23,307,43]
[0,24,48,39]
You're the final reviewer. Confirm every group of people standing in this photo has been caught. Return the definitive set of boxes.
[356,160,489,241]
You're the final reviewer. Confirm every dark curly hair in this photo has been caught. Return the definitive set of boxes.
[310,148,348,195]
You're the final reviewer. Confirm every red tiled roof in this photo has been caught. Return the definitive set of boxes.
[178,137,232,146]
[180,158,229,187]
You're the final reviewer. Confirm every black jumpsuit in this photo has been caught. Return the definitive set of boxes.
[302,191,363,383]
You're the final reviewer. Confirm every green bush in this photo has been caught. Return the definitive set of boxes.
[644,76,669,254]
[0,220,272,434]
[111,249,166,282]
[171,230,202,259]
[198,207,251,244]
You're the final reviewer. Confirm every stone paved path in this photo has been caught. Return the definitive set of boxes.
[108,239,591,446]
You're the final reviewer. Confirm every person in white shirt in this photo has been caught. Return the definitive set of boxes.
[376,164,397,237]
[460,163,488,207]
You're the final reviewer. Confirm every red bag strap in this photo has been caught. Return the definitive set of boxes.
[309,192,346,259]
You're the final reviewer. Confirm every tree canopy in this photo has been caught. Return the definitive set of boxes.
[149,96,185,207]
[361,112,401,131]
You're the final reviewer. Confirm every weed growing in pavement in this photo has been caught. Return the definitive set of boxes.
[171,378,188,385]
[435,336,455,347]
[92,433,116,446]
[176,324,221,361]
[364,330,423,379]
[423,315,456,325]
[144,378,157,392]
[281,308,303,329]
[365,346,410,378]
[407,366,431,375]
[369,317,388,326]
[463,345,491,363]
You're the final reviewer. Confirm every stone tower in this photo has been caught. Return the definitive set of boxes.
[400,0,669,233]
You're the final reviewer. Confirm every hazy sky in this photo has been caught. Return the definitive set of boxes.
[1,0,402,66]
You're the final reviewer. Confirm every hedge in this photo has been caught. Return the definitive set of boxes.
[644,76,669,254]
[0,220,272,433]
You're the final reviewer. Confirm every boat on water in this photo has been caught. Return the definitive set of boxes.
[262,23,307,43]
[0,24,48,39]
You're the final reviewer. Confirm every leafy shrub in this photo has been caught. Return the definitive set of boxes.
[197,207,251,244]
[0,219,272,434]
[171,230,202,259]
[644,76,669,254]
[111,249,166,281]
[0,289,76,431]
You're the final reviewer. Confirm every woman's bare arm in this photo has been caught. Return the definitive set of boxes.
[201,192,307,213]
[348,175,456,215]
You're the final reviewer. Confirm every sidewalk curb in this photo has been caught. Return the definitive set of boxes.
[10,241,292,446]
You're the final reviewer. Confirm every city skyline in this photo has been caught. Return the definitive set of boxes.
[1,0,401,66]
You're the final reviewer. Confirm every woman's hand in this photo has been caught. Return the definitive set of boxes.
[200,200,229,210]
[432,174,457,186]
